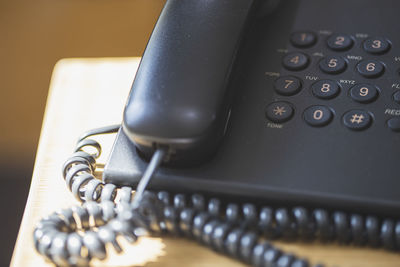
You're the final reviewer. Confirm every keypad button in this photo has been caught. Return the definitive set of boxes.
[311,80,340,99]
[349,84,379,103]
[274,76,302,96]
[356,60,384,78]
[387,117,400,132]
[265,101,294,123]
[363,37,391,54]
[343,110,372,130]
[319,56,347,74]
[282,52,309,71]
[327,34,353,51]
[393,91,400,104]
[303,105,333,127]
[290,32,317,48]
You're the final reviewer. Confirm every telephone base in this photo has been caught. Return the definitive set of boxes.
[104,129,400,217]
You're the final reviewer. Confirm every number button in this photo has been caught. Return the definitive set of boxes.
[363,37,391,54]
[327,34,353,51]
[319,56,347,74]
[311,80,340,99]
[282,52,309,71]
[274,76,302,96]
[349,84,379,103]
[290,32,317,48]
[265,101,294,123]
[343,110,372,130]
[303,105,333,127]
[356,60,384,78]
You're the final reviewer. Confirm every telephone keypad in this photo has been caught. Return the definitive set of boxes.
[349,84,379,103]
[327,34,353,51]
[356,59,385,78]
[303,105,333,126]
[274,76,302,96]
[311,80,340,99]
[282,52,309,70]
[343,110,372,130]
[268,31,398,131]
[319,55,347,74]
[290,32,317,48]
[265,101,294,123]
[363,37,391,54]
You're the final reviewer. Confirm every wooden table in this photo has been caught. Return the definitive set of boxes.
[11,58,400,267]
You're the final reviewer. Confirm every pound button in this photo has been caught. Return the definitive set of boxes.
[343,110,372,130]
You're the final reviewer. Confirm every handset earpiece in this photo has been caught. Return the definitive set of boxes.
[123,0,256,165]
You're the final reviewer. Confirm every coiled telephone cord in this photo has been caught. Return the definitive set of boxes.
[33,125,400,267]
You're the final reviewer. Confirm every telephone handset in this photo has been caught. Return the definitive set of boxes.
[123,0,256,164]
[33,0,400,266]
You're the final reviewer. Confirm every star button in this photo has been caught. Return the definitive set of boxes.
[273,106,286,116]
[266,101,294,123]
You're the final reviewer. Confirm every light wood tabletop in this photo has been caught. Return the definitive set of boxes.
[10,58,400,267]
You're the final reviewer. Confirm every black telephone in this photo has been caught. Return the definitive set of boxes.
[108,0,400,216]
[34,0,400,266]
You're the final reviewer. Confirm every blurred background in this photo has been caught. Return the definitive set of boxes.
[0,0,165,264]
